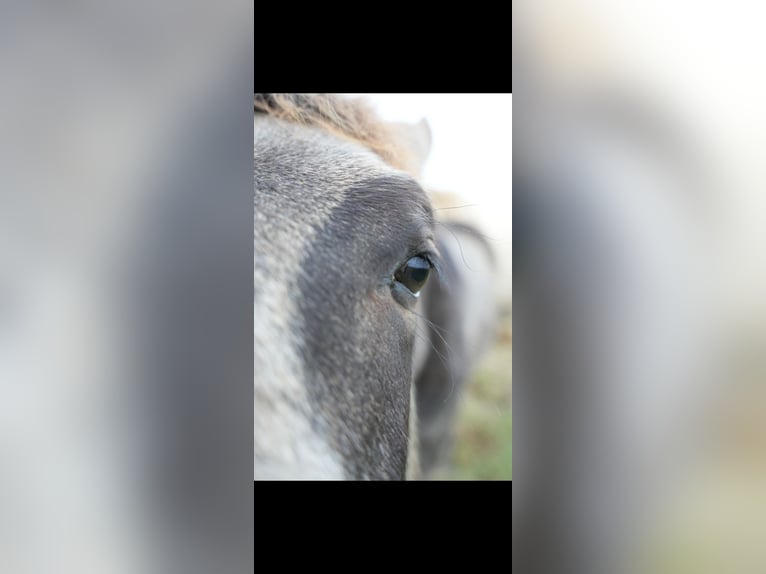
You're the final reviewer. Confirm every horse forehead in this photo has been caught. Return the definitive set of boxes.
[254,116,394,203]
[254,116,430,248]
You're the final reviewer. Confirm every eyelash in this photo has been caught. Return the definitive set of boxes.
[418,251,442,281]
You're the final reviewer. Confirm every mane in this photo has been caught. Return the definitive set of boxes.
[254,94,416,175]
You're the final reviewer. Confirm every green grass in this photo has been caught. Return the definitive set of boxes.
[436,314,512,480]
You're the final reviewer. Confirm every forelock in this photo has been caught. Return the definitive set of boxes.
[253,93,421,176]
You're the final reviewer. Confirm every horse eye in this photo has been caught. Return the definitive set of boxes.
[394,255,431,296]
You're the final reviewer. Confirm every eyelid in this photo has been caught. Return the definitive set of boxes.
[418,248,443,283]
[391,280,421,303]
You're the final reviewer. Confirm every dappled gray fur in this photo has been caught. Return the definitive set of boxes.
[254,114,433,479]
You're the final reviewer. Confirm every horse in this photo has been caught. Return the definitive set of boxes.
[253,94,498,480]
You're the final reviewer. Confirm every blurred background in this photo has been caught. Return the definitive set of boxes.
[514,1,766,572]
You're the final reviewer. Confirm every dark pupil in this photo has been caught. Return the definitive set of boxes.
[395,256,431,294]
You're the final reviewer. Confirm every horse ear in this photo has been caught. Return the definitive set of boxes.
[391,118,432,178]
[410,117,433,167]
